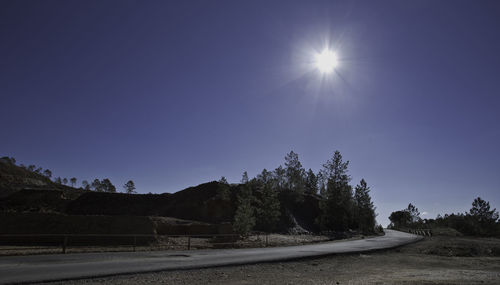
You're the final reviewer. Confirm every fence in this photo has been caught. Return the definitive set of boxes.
[407,229,432,237]
[0,233,271,255]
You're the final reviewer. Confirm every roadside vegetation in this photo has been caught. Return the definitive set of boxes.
[389,198,500,237]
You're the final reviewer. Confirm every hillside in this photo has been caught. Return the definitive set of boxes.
[0,159,323,234]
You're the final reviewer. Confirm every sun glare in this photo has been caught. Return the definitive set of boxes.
[315,49,338,73]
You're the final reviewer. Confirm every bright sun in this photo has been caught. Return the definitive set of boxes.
[315,49,338,73]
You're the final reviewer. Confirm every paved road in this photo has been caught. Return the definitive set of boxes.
[0,229,421,284]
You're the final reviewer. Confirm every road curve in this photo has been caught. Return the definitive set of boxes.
[0,229,421,284]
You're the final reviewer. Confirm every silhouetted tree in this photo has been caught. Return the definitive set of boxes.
[407,203,421,223]
[284,151,306,194]
[123,180,136,194]
[256,169,273,185]
[43,169,52,178]
[54,177,62,184]
[273,165,286,190]
[318,150,354,231]
[216,176,230,200]
[470,197,499,223]
[354,179,376,234]
[35,167,42,174]
[81,180,90,191]
[101,178,116,193]
[241,171,249,184]
[305,168,318,194]
[388,210,412,229]
[70,177,77,187]
[219,176,228,184]
[92,179,102,192]
[27,165,36,172]
[62,178,68,185]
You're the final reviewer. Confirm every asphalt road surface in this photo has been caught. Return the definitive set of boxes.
[0,229,421,284]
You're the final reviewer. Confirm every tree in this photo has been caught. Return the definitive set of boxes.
[388,210,412,229]
[70,177,77,187]
[305,168,318,194]
[54,177,62,184]
[318,150,354,231]
[256,169,272,185]
[407,203,421,223]
[219,176,228,184]
[35,167,43,174]
[92,179,102,192]
[101,178,116,193]
[81,180,90,191]
[256,182,281,232]
[123,180,137,194]
[233,184,256,236]
[217,176,231,200]
[62,178,68,185]
[241,171,249,184]
[354,179,376,234]
[284,151,305,194]
[470,197,499,224]
[273,166,286,190]
[27,165,36,172]
[43,169,52,178]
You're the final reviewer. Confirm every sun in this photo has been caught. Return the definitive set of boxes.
[314,49,338,73]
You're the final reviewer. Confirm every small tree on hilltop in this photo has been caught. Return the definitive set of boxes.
[92,179,102,192]
[241,171,249,184]
[123,180,137,194]
[54,177,62,184]
[216,176,231,200]
[70,177,77,187]
[407,203,421,224]
[62,178,68,185]
[101,178,116,193]
[43,169,52,179]
[82,180,90,191]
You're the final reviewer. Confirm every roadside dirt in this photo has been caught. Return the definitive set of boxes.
[39,235,500,285]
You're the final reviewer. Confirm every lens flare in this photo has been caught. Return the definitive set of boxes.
[315,49,338,73]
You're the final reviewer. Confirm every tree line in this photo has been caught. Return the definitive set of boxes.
[389,198,500,236]
[229,150,378,235]
[2,157,137,194]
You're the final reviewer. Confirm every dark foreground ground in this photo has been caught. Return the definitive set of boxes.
[40,235,500,285]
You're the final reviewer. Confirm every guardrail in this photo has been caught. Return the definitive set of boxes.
[406,229,432,237]
[0,233,271,255]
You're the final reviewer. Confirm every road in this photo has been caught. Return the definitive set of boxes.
[0,230,421,284]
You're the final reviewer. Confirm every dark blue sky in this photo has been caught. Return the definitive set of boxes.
[2,0,499,225]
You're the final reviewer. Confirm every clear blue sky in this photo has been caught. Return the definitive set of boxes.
[1,0,499,225]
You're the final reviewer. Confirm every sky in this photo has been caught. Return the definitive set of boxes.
[1,0,500,226]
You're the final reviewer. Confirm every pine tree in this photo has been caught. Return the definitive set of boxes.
[123,180,136,194]
[256,182,281,232]
[241,171,249,184]
[318,150,354,231]
[354,179,376,234]
[305,168,318,194]
[70,177,77,187]
[284,151,305,194]
[233,184,256,236]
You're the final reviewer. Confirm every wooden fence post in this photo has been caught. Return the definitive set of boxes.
[62,236,68,254]
[133,236,137,252]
